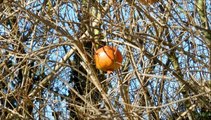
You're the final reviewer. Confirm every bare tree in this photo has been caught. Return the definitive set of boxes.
[0,0,210,119]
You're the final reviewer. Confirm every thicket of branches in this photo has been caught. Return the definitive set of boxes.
[0,0,210,119]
